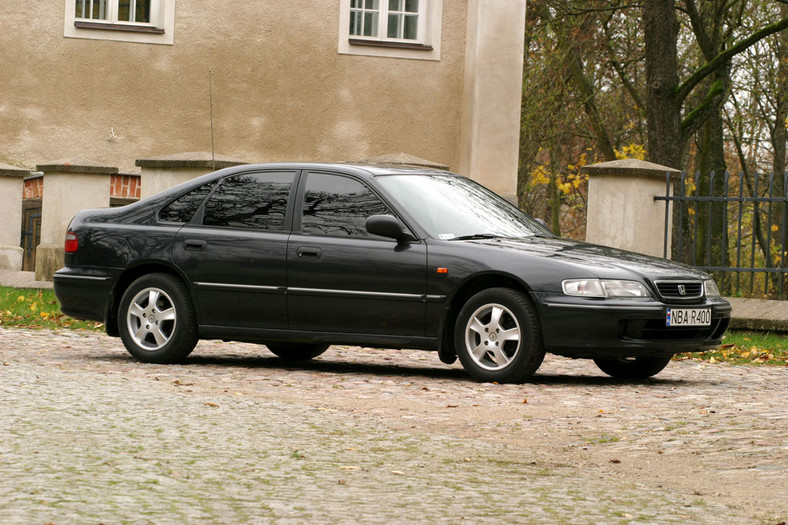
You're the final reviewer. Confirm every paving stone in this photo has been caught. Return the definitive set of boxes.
[1,327,786,523]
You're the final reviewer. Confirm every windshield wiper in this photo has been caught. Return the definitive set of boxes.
[449,233,501,241]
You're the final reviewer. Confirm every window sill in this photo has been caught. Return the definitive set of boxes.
[348,38,433,51]
[74,20,165,34]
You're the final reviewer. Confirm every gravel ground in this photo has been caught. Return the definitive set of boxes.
[1,327,786,524]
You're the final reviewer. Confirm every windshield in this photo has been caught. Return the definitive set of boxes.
[376,174,553,240]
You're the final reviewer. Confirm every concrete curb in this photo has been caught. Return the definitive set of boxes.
[0,270,53,289]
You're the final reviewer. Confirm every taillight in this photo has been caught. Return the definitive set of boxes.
[64,231,79,253]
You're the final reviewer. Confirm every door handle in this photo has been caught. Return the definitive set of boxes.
[184,239,207,250]
[296,247,322,259]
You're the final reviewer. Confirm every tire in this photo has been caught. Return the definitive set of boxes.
[267,343,330,361]
[593,355,673,379]
[118,273,198,364]
[454,288,545,383]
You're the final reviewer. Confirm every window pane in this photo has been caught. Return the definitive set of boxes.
[405,0,419,13]
[159,182,216,224]
[403,14,418,39]
[301,174,389,237]
[117,0,150,23]
[349,11,361,35]
[203,172,294,230]
[118,0,131,21]
[135,0,150,22]
[90,0,108,20]
[364,0,379,8]
[390,0,401,10]
[75,0,86,18]
[363,12,378,37]
[387,13,401,38]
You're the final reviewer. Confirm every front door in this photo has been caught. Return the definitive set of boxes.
[286,171,427,336]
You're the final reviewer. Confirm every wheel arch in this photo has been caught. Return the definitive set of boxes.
[438,272,539,363]
[106,262,192,337]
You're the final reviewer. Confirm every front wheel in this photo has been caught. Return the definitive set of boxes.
[454,288,545,383]
[593,355,673,379]
[118,273,198,364]
[267,343,330,361]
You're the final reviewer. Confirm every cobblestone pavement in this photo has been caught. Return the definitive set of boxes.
[1,327,786,524]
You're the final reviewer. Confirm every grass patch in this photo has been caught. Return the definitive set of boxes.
[676,330,788,366]
[0,286,102,331]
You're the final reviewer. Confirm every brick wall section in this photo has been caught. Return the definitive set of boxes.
[110,174,141,199]
[23,176,44,199]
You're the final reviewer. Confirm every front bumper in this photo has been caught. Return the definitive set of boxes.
[534,293,732,358]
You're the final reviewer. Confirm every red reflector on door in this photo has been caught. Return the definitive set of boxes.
[64,232,79,253]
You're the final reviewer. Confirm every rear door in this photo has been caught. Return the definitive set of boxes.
[286,171,427,336]
[171,169,297,329]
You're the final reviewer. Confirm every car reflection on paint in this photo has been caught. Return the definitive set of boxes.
[54,163,731,383]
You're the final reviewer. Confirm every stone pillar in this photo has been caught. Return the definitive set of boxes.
[137,151,246,199]
[35,159,117,281]
[581,159,680,258]
[459,0,527,202]
[0,163,30,270]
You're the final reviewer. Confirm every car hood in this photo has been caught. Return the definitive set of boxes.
[468,236,709,281]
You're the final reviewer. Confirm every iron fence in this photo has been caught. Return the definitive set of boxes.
[655,171,788,299]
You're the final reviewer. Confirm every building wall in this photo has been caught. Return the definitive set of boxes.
[0,1,468,174]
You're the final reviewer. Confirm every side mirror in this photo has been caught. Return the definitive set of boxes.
[366,215,415,243]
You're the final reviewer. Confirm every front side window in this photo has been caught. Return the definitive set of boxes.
[301,173,391,238]
[203,172,295,231]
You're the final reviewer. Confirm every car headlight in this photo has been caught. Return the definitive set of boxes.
[562,279,652,298]
[704,279,721,297]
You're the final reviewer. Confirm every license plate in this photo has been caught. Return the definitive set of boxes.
[666,308,711,327]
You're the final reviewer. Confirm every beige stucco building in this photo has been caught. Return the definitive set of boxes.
[0,0,527,274]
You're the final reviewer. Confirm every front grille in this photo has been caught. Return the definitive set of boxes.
[654,280,703,300]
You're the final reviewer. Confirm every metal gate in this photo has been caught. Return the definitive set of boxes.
[656,171,788,299]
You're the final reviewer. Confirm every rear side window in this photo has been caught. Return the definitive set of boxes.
[301,173,390,237]
[203,171,295,230]
[159,182,216,224]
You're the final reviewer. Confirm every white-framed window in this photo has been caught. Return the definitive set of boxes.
[64,0,175,45]
[339,0,442,61]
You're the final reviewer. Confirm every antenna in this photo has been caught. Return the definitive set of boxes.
[209,69,216,171]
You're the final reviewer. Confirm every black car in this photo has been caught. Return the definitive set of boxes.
[54,163,730,382]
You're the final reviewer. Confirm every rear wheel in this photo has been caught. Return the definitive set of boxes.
[118,273,198,364]
[454,288,545,383]
[267,343,330,361]
[593,355,673,379]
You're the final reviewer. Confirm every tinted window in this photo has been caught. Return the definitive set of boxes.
[301,173,390,237]
[159,182,216,224]
[203,172,295,230]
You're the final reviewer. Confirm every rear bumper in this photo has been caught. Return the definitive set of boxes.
[53,268,115,324]
[534,293,731,358]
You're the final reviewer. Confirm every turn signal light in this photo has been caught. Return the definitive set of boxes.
[64,231,79,253]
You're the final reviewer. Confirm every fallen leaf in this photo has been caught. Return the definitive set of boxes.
[522,398,528,404]
[205,402,219,408]
[610,459,621,464]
